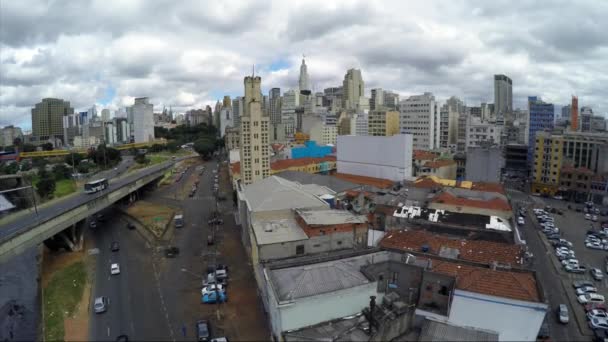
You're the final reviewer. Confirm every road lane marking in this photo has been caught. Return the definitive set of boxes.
[107,327,110,337]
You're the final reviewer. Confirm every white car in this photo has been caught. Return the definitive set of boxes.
[201,283,224,296]
[517,217,525,225]
[562,259,579,267]
[110,263,120,275]
[578,293,605,304]
[589,317,608,330]
[586,241,604,250]
[576,286,598,296]
[592,269,605,280]
[586,214,592,220]
[593,215,599,222]
[553,195,564,200]
[587,309,608,320]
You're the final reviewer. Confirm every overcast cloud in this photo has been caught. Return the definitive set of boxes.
[1,0,607,129]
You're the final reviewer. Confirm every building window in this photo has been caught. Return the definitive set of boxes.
[296,245,304,255]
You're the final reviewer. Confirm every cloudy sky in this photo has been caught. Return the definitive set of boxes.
[1,0,607,129]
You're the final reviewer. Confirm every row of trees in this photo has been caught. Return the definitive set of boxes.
[155,123,221,159]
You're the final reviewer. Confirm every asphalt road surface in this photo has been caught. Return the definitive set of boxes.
[0,158,173,240]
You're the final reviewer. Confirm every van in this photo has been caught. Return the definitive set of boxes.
[578,293,605,304]
[175,214,184,228]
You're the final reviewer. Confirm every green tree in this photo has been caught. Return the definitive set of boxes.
[167,141,179,153]
[22,143,36,152]
[41,142,54,151]
[65,153,84,168]
[193,137,216,158]
[3,145,15,153]
[134,153,148,164]
[77,163,90,174]
[1,162,19,174]
[149,144,164,152]
[20,161,32,171]
[32,158,48,170]
[36,170,56,198]
[53,164,71,180]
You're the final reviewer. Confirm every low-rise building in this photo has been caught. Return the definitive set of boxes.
[428,187,512,220]
[417,159,457,180]
[368,109,400,136]
[225,126,240,151]
[230,157,337,188]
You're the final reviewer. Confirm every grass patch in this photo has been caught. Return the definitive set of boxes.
[54,179,77,198]
[126,200,176,238]
[43,261,87,342]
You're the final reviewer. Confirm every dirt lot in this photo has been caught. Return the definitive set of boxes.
[126,200,176,238]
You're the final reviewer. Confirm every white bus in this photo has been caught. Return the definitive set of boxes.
[84,178,109,194]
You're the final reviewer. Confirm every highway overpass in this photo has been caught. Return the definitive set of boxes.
[0,161,175,263]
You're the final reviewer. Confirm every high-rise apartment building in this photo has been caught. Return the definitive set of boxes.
[269,88,282,124]
[129,97,155,143]
[561,105,571,121]
[222,96,232,109]
[239,76,270,185]
[439,96,464,149]
[466,116,503,148]
[1,126,23,148]
[527,96,554,164]
[323,87,343,111]
[231,97,243,128]
[494,74,512,118]
[101,109,111,122]
[370,88,384,110]
[368,110,399,136]
[342,69,365,111]
[580,106,593,132]
[383,91,400,110]
[31,98,74,144]
[399,92,439,150]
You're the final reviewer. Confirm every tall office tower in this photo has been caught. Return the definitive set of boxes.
[232,96,244,127]
[130,97,155,143]
[342,69,365,110]
[561,105,571,122]
[527,96,554,164]
[370,88,384,110]
[262,95,269,116]
[571,96,579,131]
[269,88,282,124]
[298,58,311,93]
[383,91,400,110]
[88,105,98,121]
[580,106,593,132]
[31,98,74,144]
[239,76,270,185]
[494,74,513,118]
[399,92,439,150]
[439,96,464,149]
[101,109,111,122]
[222,96,232,109]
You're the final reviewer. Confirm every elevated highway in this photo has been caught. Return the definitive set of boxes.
[0,161,175,262]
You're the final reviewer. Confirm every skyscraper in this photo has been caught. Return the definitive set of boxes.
[527,96,554,164]
[269,88,282,124]
[31,98,74,144]
[370,88,384,110]
[342,69,365,111]
[239,76,270,185]
[571,96,579,131]
[494,74,513,118]
[101,108,111,122]
[580,106,593,132]
[130,97,155,143]
[298,58,310,93]
[399,93,439,150]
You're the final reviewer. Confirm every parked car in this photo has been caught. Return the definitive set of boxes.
[586,303,607,312]
[566,265,587,274]
[126,223,136,230]
[587,241,604,250]
[196,320,210,342]
[110,242,120,252]
[165,246,180,258]
[558,304,569,324]
[116,334,129,342]
[579,293,606,304]
[589,317,608,330]
[517,217,525,225]
[110,263,120,275]
[90,221,97,228]
[593,215,599,222]
[576,286,598,296]
[201,283,225,296]
[96,213,106,222]
[94,296,108,313]
[588,310,608,320]
[592,269,605,281]
[207,234,214,245]
[562,259,580,267]
[202,290,227,304]
[586,214,593,220]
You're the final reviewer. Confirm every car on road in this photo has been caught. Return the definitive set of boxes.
[202,290,227,304]
[588,310,608,320]
[558,304,569,324]
[586,214,593,220]
[165,246,179,258]
[110,263,120,275]
[562,258,579,267]
[594,215,599,222]
[201,283,225,296]
[210,338,228,342]
[96,214,106,222]
[90,221,97,228]
[94,296,108,313]
[566,265,587,273]
[111,242,119,252]
[579,293,606,304]
[116,335,129,341]
[517,217,525,225]
[592,268,605,281]
[589,317,608,330]
[196,320,210,341]
[126,222,136,230]
[207,234,214,245]
[587,241,604,250]
[576,286,598,295]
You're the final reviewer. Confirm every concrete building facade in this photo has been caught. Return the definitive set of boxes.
[494,74,512,119]
[342,69,365,111]
[31,98,74,144]
[129,97,155,143]
[399,93,439,150]
[527,96,554,164]
[368,110,400,136]
[465,146,505,182]
[239,76,270,185]
[2,126,23,148]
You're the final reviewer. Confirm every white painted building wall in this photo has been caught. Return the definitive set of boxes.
[131,97,155,143]
[399,93,439,150]
[337,134,414,181]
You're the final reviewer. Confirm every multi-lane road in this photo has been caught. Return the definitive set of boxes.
[89,159,222,341]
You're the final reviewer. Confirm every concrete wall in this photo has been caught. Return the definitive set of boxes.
[448,290,547,341]
[258,230,356,262]
[465,147,505,182]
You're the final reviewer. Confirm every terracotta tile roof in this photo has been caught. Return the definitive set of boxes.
[345,190,374,198]
[423,159,457,169]
[471,182,506,195]
[271,143,285,153]
[231,162,240,174]
[413,177,442,189]
[380,230,523,266]
[413,150,439,161]
[270,156,336,171]
[431,191,511,211]
[414,176,505,195]
[427,257,540,302]
[333,173,394,189]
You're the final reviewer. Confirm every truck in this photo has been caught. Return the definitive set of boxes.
[174,214,184,228]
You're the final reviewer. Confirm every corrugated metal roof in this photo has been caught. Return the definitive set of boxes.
[419,319,499,341]
[243,176,329,212]
[276,170,359,193]
[270,259,370,301]
[296,209,367,225]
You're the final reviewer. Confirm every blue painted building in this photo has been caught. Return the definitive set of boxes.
[527,96,554,165]
[291,141,333,159]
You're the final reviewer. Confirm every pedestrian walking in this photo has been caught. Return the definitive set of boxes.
[182,324,187,337]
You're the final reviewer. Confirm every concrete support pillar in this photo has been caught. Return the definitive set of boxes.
[58,230,75,251]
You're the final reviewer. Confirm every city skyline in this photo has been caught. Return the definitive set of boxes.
[1,0,607,130]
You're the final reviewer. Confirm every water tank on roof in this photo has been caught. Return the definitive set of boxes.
[320,194,335,208]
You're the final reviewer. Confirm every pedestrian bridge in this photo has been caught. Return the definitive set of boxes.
[0,161,174,263]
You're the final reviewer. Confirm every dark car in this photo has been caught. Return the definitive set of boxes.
[97,214,106,222]
[196,320,210,341]
[116,335,129,342]
[576,207,583,212]
[126,223,136,230]
[111,242,120,252]
[207,234,214,245]
[165,246,180,258]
